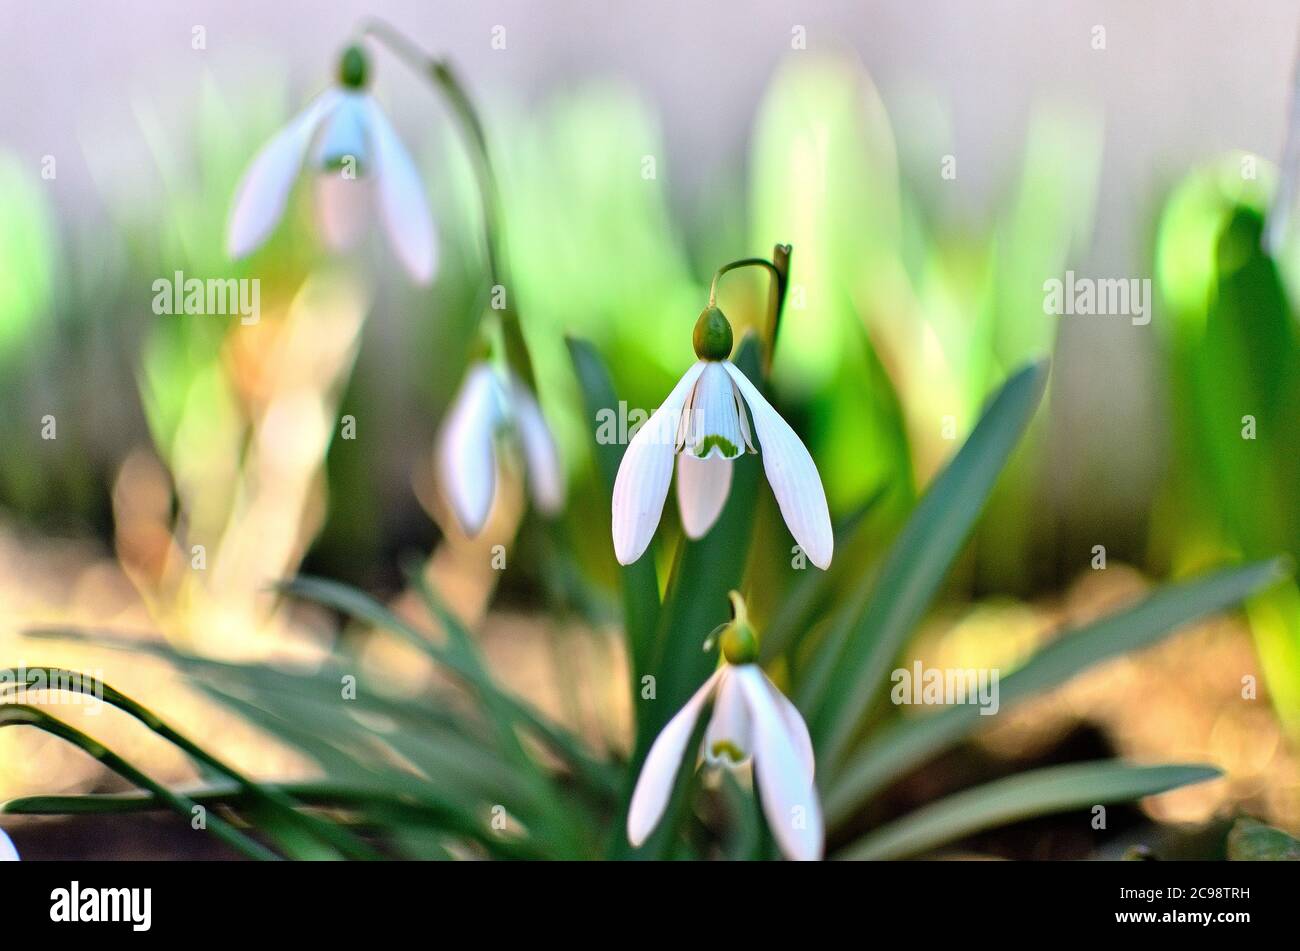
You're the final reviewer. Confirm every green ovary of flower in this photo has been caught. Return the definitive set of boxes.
[692,306,733,360]
[338,45,369,88]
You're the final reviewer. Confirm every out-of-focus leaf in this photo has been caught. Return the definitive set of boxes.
[566,336,661,684]
[824,558,1287,824]
[6,782,545,860]
[0,704,280,860]
[759,482,890,663]
[1226,817,1300,861]
[808,360,1050,766]
[280,575,615,793]
[0,152,55,357]
[838,761,1220,860]
[750,56,900,390]
[24,627,468,736]
[1156,166,1300,736]
[1,664,373,859]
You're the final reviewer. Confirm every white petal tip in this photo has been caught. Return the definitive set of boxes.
[613,540,644,566]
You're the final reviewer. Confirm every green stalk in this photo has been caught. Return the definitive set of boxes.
[361,16,537,389]
[708,243,792,377]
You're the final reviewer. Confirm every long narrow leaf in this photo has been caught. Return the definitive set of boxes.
[837,761,1220,860]
[809,360,1050,766]
[0,665,371,859]
[0,704,280,860]
[5,781,546,860]
[759,482,891,663]
[825,558,1287,824]
[280,575,617,796]
[567,335,662,682]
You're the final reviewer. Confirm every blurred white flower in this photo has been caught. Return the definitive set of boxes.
[0,827,18,861]
[226,45,436,284]
[626,657,823,861]
[437,362,563,536]
[611,306,832,567]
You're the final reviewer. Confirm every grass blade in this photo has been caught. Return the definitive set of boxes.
[825,558,1287,824]
[567,335,662,683]
[838,761,1220,860]
[5,781,546,859]
[759,482,891,664]
[0,665,371,859]
[280,575,617,797]
[0,704,280,860]
[808,360,1050,766]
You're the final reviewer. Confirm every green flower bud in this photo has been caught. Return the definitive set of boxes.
[720,619,758,665]
[720,590,759,665]
[338,45,369,89]
[692,306,733,361]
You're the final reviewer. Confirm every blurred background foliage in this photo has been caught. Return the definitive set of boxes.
[1,41,1298,856]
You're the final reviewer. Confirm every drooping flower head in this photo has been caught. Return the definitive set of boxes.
[611,304,832,567]
[627,592,823,860]
[227,43,436,283]
[437,361,563,536]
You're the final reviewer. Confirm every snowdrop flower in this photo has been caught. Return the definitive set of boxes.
[627,592,823,860]
[0,827,18,861]
[227,45,436,283]
[611,305,832,567]
[437,362,563,535]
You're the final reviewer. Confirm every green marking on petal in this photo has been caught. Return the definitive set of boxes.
[710,740,746,763]
[696,435,738,458]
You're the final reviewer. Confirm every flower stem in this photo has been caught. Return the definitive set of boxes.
[707,244,791,376]
[359,17,536,388]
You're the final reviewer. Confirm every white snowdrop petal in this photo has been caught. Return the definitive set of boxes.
[682,362,746,460]
[723,362,833,569]
[627,668,723,847]
[0,827,18,861]
[734,665,824,861]
[611,362,706,564]
[361,96,438,285]
[311,91,372,171]
[676,453,732,539]
[734,384,756,452]
[436,364,503,536]
[509,377,564,514]
[702,668,752,767]
[767,670,815,779]
[227,90,341,259]
[314,175,370,252]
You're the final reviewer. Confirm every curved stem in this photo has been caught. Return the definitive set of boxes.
[708,244,791,376]
[708,258,781,306]
[359,17,535,387]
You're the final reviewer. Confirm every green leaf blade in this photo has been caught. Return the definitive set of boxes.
[838,761,1220,860]
[825,557,1287,825]
[566,336,662,681]
[809,359,1050,765]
